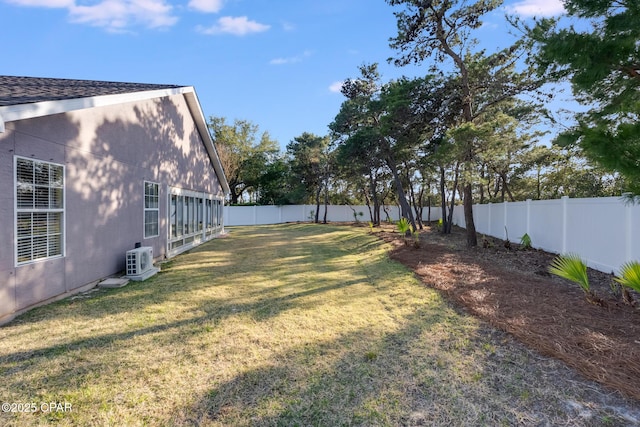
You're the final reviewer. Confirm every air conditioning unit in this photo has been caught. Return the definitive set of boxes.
[126,246,159,281]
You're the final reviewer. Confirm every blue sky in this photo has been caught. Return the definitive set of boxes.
[1,0,566,150]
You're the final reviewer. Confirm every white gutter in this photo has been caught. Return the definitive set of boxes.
[0,86,190,127]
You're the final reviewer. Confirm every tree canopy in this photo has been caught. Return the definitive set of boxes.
[208,117,279,204]
[527,0,640,197]
[387,0,542,245]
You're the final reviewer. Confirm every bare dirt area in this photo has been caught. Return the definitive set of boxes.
[373,223,640,403]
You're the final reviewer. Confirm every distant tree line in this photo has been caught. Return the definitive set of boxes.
[211,0,637,247]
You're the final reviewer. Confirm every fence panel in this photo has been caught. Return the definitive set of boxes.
[451,196,639,274]
[225,206,255,226]
[224,198,639,274]
[527,199,564,254]
[506,201,528,243]
[564,198,627,273]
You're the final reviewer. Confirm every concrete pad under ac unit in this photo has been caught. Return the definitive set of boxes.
[98,278,130,288]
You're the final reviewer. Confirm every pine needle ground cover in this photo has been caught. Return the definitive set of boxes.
[0,224,637,426]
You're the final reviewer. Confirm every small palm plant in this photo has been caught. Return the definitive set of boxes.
[614,261,640,306]
[615,261,640,292]
[396,218,414,245]
[519,233,532,250]
[397,217,411,235]
[548,254,599,303]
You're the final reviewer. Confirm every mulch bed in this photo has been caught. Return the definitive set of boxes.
[375,224,640,402]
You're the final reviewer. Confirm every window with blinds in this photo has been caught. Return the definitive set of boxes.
[15,157,65,264]
[144,181,159,238]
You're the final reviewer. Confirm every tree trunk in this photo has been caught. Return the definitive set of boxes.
[446,163,460,235]
[364,189,374,224]
[436,18,477,246]
[323,181,329,224]
[463,183,477,246]
[440,166,447,233]
[369,175,380,225]
[500,172,515,202]
[406,168,423,230]
[314,183,321,223]
[415,186,424,230]
[479,165,486,204]
[386,156,416,233]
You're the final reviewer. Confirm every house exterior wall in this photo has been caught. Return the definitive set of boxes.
[0,94,224,323]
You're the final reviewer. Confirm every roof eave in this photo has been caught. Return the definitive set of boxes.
[0,86,191,127]
[0,85,231,197]
[182,88,231,196]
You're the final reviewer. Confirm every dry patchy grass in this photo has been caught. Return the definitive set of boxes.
[0,223,638,426]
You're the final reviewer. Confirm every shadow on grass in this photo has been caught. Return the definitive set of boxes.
[2,224,634,426]
[183,306,551,426]
[0,225,392,379]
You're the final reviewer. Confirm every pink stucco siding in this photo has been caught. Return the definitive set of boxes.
[0,94,224,322]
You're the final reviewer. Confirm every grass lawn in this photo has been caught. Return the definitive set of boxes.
[0,224,634,426]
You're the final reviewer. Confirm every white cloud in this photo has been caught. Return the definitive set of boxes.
[329,81,344,93]
[188,0,223,13]
[197,16,270,36]
[269,50,311,65]
[6,0,73,7]
[506,0,565,17]
[6,0,178,31]
[71,0,177,30]
[282,21,295,31]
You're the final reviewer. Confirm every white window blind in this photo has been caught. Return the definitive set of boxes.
[144,181,159,238]
[15,157,64,264]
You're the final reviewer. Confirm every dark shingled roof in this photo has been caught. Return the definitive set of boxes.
[0,76,183,107]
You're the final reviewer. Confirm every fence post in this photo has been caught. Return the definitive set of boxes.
[626,202,633,263]
[561,196,569,254]
[504,201,508,240]
[526,199,531,235]
[487,203,492,236]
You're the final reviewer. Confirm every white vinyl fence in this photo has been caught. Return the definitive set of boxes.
[451,196,639,274]
[224,196,639,274]
[224,204,442,227]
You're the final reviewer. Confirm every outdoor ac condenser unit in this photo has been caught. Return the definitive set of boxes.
[126,246,159,281]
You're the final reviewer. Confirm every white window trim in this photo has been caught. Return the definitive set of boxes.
[144,181,160,239]
[14,155,66,266]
